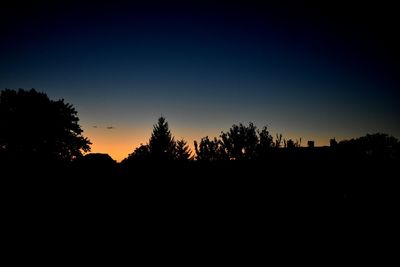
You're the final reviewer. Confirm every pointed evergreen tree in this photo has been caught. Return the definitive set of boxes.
[148,117,176,160]
[175,139,192,161]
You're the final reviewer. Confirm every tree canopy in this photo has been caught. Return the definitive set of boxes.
[0,89,91,162]
[194,123,274,161]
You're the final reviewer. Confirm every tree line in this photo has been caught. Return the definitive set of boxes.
[1,89,399,165]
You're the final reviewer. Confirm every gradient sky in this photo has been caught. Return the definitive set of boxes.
[1,1,399,161]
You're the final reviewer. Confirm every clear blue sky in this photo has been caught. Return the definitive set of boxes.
[1,1,399,160]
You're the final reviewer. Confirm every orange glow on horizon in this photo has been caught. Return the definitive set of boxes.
[83,124,200,162]
[83,126,148,162]
[83,123,340,162]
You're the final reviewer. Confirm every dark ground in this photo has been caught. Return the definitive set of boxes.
[2,156,397,260]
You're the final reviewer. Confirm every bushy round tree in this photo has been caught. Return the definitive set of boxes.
[0,89,91,162]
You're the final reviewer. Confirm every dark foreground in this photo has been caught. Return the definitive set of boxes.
[2,158,397,259]
[3,157,397,205]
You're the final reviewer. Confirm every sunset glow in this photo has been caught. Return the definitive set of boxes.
[1,2,399,162]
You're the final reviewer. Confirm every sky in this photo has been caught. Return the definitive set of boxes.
[1,1,399,161]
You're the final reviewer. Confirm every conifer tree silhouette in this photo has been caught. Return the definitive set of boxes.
[148,117,176,160]
[175,139,192,161]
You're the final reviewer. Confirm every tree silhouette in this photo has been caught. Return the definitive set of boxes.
[175,139,192,161]
[338,133,399,159]
[330,138,338,147]
[128,144,151,160]
[285,139,295,149]
[148,117,176,160]
[194,136,227,161]
[220,123,259,160]
[284,138,301,149]
[194,123,274,160]
[307,141,315,148]
[275,133,283,148]
[0,89,91,162]
[257,125,274,157]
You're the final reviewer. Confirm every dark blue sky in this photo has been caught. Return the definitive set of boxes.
[1,1,399,160]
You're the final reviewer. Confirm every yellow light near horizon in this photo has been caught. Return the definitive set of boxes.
[82,123,339,162]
